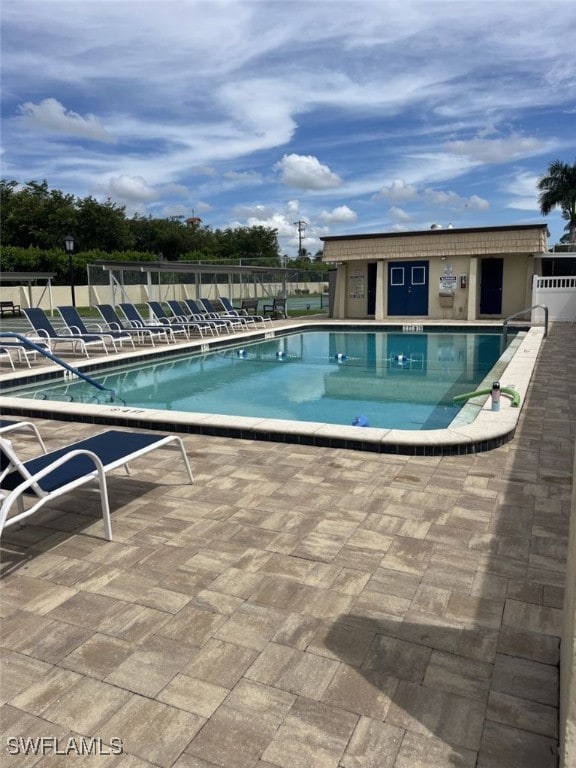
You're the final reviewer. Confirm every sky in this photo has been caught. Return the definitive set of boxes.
[2,0,575,257]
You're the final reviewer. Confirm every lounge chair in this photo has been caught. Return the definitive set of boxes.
[182,299,238,333]
[0,429,194,541]
[220,297,271,325]
[146,301,213,338]
[96,304,169,346]
[0,419,46,452]
[165,300,224,335]
[199,298,253,328]
[212,298,257,328]
[0,346,15,369]
[0,337,50,368]
[23,308,109,357]
[57,306,136,352]
[118,303,186,342]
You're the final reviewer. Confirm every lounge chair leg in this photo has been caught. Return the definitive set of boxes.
[175,437,195,483]
[96,468,113,540]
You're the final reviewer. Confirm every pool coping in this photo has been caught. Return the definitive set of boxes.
[0,321,544,455]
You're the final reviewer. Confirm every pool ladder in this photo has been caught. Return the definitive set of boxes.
[502,304,548,348]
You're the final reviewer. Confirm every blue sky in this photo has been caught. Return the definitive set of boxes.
[2,0,575,256]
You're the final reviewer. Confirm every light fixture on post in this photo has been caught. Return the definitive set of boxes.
[64,234,75,307]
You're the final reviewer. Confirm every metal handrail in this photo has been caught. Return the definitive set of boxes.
[0,332,116,400]
[502,304,548,347]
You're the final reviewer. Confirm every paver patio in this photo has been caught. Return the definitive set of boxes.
[1,323,574,767]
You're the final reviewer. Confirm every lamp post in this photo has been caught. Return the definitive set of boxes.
[64,235,75,306]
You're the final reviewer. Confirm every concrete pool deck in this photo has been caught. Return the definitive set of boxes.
[0,321,573,767]
[0,319,545,455]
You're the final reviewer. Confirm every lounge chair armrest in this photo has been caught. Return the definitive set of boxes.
[27,329,50,340]
[2,448,106,502]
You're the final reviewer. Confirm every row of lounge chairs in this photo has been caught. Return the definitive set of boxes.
[0,298,277,363]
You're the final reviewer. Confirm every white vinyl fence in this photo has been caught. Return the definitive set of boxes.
[532,275,576,322]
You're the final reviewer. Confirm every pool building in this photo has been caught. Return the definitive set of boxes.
[322,223,550,322]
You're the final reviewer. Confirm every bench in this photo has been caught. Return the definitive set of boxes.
[262,298,287,319]
[0,301,22,317]
[240,299,260,315]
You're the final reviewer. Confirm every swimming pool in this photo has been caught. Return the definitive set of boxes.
[0,322,544,455]
[5,328,510,431]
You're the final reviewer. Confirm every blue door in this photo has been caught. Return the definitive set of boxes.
[367,263,377,316]
[388,260,429,316]
[480,258,503,315]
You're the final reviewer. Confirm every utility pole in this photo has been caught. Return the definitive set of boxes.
[293,220,306,258]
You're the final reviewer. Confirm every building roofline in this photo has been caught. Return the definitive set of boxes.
[320,223,549,243]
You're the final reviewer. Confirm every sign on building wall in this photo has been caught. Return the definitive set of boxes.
[349,270,366,299]
[439,262,457,293]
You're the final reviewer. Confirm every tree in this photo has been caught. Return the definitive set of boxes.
[76,196,133,252]
[215,225,281,265]
[537,159,576,243]
[0,180,76,249]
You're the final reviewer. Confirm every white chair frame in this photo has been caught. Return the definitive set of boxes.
[0,431,194,541]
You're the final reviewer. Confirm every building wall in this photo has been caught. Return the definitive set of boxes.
[323,226,545,321]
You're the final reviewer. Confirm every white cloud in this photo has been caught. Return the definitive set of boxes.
[19,98,115,143]
[231,203,275,219]
[161,183,189,197]
[106,175,159,203]
[445,135,546,163]
[424,189,462,206]
[423,188,490,211]
[160,204,189,218]
[230,211,297,240]
[223,170,263,185]
[503,170,540,211]
[286,200,301,216]
[388,206,412,222]
[318,206,358,224]
[274,154,342,190]
[467,194,490,211]
[376,179,418,203]
[502,170,539,198]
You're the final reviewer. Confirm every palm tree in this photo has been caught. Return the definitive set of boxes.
[537,159,576,243]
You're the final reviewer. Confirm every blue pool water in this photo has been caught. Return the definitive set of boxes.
[9,330,508,431]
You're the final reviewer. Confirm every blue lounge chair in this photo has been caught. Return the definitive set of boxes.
[199,298,250,328]
[182,299,237,333]
[0,429,194,541]
[96,304,169,346]
[23,308,109,357]
[220,297,271,325]
[57,306,135,352]
[118,303,185,343]
[165,300,224,335]
[146,301,212,338]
